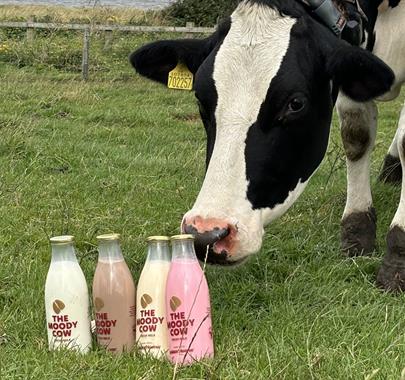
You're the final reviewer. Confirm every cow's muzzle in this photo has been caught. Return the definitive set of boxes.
[182,216,240,265]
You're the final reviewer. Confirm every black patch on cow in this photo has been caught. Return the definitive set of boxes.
[326,45,395,102]
[377,225,405,292]
[194,42,224,169]
[340,113,371,162]
[341,208,377,256]
[245,18,334,210]
[389,0,401,7]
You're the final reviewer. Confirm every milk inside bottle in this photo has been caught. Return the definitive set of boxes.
[136,236,171,358]
[92,233,136,354]
[45,236,92,353]
[166,234,214,365]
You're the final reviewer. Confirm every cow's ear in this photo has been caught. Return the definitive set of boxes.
[129,37,215,85]
[327,45,395,102]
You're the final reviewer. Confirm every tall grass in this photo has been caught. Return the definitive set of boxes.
[0,5,167,26]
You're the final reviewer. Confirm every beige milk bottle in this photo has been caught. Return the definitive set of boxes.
[45,236,92,353]
[92,233,136,354]
[136,236,171,358]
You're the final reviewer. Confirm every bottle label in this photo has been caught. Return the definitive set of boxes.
[95,312,118,337]
[137,309,165,334]
[48,315,79,340]
[47,299,81,345]
[167,296,197,355]
[167,311,195,341]
[167,296,213,362]
[94,297,135,352]
[137,293,167,354]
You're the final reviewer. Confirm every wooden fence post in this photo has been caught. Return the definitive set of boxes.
[104,19,113,51]
[82,28,90,81]
[186,22,194,38]
[26,16,35,44]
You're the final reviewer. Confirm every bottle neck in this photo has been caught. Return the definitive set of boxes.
[171,240,197,261]
[147,241,171,262]
[51,243,78,263]
[97,240,124,263]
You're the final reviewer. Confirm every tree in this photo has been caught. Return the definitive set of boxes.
[166,0,239,26]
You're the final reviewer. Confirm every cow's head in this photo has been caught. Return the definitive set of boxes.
[130,0,394,265]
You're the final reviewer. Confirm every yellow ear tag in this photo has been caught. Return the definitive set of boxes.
[168,63,194,91]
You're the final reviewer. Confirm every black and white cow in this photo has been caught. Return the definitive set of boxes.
[130,0,405,291]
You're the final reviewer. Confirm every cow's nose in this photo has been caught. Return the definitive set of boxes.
[182,216,238,263]
[183,222,230,247]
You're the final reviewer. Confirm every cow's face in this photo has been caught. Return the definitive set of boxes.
[131,0,394,265]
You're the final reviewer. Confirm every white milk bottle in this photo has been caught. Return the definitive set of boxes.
[45,236,92,353]
[136,236,171,358]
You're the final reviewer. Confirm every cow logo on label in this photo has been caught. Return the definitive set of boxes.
[94,297,104,312]
[140,294,153,309]
[170,296,181,312]
[52,299,65,314]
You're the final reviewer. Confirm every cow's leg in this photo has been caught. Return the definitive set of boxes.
[379,127,402,184]
[377,105,405,291]
[337,94,377,257]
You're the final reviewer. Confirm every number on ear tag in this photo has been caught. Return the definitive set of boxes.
[168,63,194,91]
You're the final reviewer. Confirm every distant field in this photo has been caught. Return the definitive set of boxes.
[1,16,405,380]
[0,4,165,25]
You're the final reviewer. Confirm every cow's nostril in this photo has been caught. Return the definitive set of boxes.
[183,224,230,247]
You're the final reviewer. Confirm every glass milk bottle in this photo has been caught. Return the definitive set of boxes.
[136,236,171,358]
[45,236,92,353]
[165,235,214,365]
[92,233,136,354]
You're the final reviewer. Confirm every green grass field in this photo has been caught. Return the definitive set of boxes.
[0,27,405,380]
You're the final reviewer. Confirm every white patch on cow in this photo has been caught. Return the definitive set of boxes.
[391,103,405,230]
[374,1,405,100]
[336,93,377,218]
[261,179,309,224]
[185,1,296,260]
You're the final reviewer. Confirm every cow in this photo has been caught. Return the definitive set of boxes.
[130,0,405,291]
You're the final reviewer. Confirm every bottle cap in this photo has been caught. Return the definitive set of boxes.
[171,234,195,241]
[147,236,170,242]
[96,233,121,242]
[50,235,74,245]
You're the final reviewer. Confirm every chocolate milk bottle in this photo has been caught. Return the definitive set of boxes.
[45,236,92,353]
[136,236,171,358]
[92,233,136,354]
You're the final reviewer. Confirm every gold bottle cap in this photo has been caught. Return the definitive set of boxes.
[50,235,74,245]
[147,236,170,242]
[171,234,195,241]
[96,233,121,242]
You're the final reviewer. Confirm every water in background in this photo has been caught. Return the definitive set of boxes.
[0,0,173,9]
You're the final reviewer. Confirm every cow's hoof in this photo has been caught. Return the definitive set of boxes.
[377,226,405,292]
[379,154,402,184]
[341,208,377,257]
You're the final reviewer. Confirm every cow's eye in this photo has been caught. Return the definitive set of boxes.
[288,97,306,113]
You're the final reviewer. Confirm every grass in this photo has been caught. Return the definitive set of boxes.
[0,5,166,26]
[1,18,405,380]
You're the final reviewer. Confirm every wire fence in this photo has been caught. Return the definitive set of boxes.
[0,20,215,80]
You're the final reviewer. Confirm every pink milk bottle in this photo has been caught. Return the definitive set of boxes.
[165,234,214,365]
